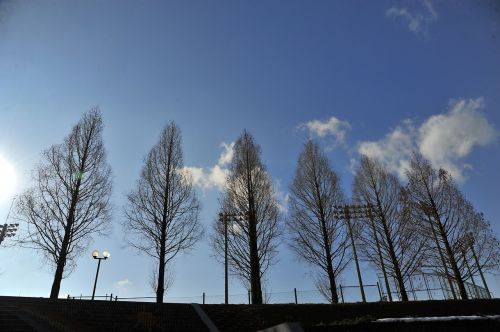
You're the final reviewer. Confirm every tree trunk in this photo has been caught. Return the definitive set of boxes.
[428,198,468,299]
[50,239,69,298]
[437,219,468,299]
[157,225,166,303]
[368,208,392,301]
[249,213,262,304]
[428,217,457,299]
[50,174,83,299]
[375,198,408,301]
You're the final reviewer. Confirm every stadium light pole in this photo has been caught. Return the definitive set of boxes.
[219,212,247,304]
[333,204,369,303]
[91,250,110,300]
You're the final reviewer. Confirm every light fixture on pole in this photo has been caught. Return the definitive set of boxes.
[91,249,110,300]
[0,198,18,245]
[0,223,19,245]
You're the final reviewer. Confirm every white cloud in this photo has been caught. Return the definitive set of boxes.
[218,142,235,166]
[182,142,234,191]
[300,116,351,144]
[357,97,498,181]
[358,121,416,179]
[418,98,497,181]
[273,180,290,214]
[385,0,437,36]
[114,278,132,291]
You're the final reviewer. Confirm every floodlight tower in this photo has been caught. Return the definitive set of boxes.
[0,198,18,245]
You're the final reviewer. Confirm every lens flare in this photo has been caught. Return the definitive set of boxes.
[0,155,16,201]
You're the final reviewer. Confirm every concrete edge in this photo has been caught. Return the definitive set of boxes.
[191,303,220,332]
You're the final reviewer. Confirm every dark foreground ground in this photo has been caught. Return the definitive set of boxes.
[1,296,499,331]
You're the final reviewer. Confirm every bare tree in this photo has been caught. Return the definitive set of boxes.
[287,140,350,303]
[405,153,471,299]
[149,262,175,296]
[212,130,281,304]
[353,155,427,301]
[124,122,202,303]
[16,108,112,299]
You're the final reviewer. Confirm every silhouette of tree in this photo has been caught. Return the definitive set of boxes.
[124,122,202,303]
[353,155,427,302]
[212,130,281,304]
[16,108,112,299]
[287,140,350,303]
[405,153,472,299]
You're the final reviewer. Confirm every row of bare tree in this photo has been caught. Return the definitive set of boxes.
[286,141,499,303]
[211,133,499,304]
[13,109,499,304]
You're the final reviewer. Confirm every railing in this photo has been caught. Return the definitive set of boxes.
[66,276,492,304]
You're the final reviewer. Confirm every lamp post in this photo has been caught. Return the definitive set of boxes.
[219,212,247,304]
[91,250,110,300]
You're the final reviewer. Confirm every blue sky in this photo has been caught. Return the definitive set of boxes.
[0,0,499,302]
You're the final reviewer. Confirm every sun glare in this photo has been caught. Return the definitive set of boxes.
[0,155,16,201]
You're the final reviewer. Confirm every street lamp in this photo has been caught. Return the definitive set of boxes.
[91,249,110,300]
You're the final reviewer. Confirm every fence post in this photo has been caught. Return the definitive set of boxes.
[294,288,298,304]
[203,292,205,304]
[67,294,70,299]
[115,296,118,301]
[376,282,382,301]
[409,277,417,301]
[339,285,344,303]
[110,293,113,301]
[248,290,251,305]
[423,274,432,300]
[80,294,82,300]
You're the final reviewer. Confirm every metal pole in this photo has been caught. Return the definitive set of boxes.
[339,285,344,303]
[423,274,432,300]
[376,281,382,301]
[91,258,102,300]
[345,206,366,302]
[470,245,491,299]
[368,205,392,302]
[409,277,417,301]
[203,292,205,304]
[248,290,251,304]
[294,288,298,304]
[462,250,479,298]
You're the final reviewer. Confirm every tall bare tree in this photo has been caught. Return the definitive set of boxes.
[405,153,471,299]
[287,140,350,303]
[16,108,112,299]
[212,130,281,304]
[353,155,426,301]
[124,122,202,303]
